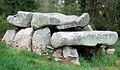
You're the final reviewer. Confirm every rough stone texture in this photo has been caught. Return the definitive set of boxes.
[46,46,54,50]
[31,13,78,28]
[52,48,63,58]
[32,46,48,55]
[100,45,107,52]
[32,27,51,55]
[63,46,80,65]
[31,13,90,29]
[63,47,78,58]
[54,58,62,62]
[56,13,90,29]
[2,30,16,45]
[70,58,80,65]
[51,31,118,48]
[12,28,33,50]
[7,11,33,27]
[106,48,115,55]
[82,25,93,31]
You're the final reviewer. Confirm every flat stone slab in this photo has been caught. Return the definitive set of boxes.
[51,31,118,48]
[7,11,33,27]
[31,13,90,29]
[56,13,90,29]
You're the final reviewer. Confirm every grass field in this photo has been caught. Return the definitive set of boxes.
[0,15,120,70]
[0,39,120,70]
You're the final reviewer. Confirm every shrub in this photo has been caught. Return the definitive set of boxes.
[0,0,37,17]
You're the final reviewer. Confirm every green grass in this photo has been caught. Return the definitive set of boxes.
[0,15,120,70]
[0,40,120,70]
[0,43,93,70]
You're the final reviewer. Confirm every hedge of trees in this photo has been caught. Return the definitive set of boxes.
[0,0,120,35]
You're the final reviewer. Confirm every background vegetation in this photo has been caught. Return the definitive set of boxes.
[0,0,120,35]
[0,0,120,70]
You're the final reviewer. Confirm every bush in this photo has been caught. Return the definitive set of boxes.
[0,0,37,17]
[0,16,14,32]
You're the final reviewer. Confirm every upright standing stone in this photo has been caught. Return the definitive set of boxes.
[32,27,51,55]
[2,30,16,46]
[13,28,34,50]
[51,31,118,48]
[63,46,80,65]
[52,48,63,58]
[7,11,33,27]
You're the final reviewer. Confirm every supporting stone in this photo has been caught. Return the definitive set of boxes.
[82,25,93,31]
[12,28,34,51]
[32,27,51,55]
[106,48,115,55]
[2,30,16,46]
[63,46,80,65]
[52,48,63,58]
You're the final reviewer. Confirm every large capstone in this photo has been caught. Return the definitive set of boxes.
[56,13,90,29]
[31,13,90,29]
[2,30,16,45]
[51,31,118,48]
[12,28,34,50]
[7,11,33,27]
[32,27,51,55]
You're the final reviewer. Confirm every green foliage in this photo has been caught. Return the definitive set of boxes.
[0,16,15,40]
[0,16,15,32]
[62,0,120,35]
[0,0,37,17]
[33,0,63,13]
[114,38,120,58]
[61,3,81,15]
[0,42,94,70]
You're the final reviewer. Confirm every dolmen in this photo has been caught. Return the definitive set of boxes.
[2,11,118,65]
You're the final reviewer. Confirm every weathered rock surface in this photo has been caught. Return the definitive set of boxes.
[2,30,16,45]
[7,11,33,27]
[31,13,78,28]
[63,46,80,65]
[63,47,78,58]
[106,48,115,55]
[51,31,118,48]
[70,58,80,65]
[52,48,63,58]
[56,13,90,29]
[82,25,93,31]
[12,28,34,50]
[31,13,90,29]
[32,27,51,55]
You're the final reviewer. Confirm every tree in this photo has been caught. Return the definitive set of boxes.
[0,0,36,17]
